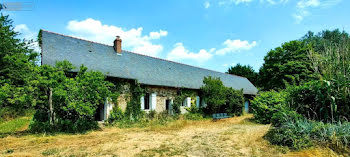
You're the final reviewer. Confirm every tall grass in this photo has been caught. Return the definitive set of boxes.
[306,37,350,122]
[265,119,350,155]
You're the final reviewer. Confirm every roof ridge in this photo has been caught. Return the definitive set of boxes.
[41,30,246,79]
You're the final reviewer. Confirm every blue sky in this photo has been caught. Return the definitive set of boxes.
[3,0,350,72]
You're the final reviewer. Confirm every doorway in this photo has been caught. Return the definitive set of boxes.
[166,99,171,113]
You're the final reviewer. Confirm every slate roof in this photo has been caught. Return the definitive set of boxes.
[41,30,258,95]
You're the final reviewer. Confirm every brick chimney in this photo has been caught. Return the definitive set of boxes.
[113,36,122,53]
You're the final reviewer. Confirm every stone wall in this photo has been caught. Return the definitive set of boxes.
[110,83,199,114]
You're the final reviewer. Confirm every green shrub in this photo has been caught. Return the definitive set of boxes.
[200,76,227,114]
[225,87,244,116]
[266,119,350,154]
[287,80,349,122]
[200,76,244,115]
[107,107,124,123]
[271,108,303,127]
[265,119,313,150]
[250,91,287,124]
[183,113,204,120]
[30,62,116,133]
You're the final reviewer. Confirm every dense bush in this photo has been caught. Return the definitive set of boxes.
[250,91,287,124]
[225,87,244,116]
[265,119,350,154]
[29,62,117,133]
[287,80,350,122]
[0,15,38,111]
[200,76,244,115]
[258,40,316,91]
[200,76,227,114]
[107,107,124,123]
[265,119,314,150]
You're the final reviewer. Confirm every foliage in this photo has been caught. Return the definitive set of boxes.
[107,107,124,123]
[225,87,244,116]
[258,40,316,91]
[30,61,116,133]
[270,107,303,127]
[109,111,177,128]
[250,91,287,124]
[227,63,258,86]
[0,116,32,135]
[287,80,349,122]
[265,119,350,154]
[301,29,350,53]
[124,80,145,120]
[305,37,350,122]
[173,89,197,115]
[183,113,204,120]
[0,14,38,111]
[265,119,313,150]
[200,76,227,114]
[200,76,244,115]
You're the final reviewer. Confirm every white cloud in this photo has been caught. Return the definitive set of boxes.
[222,62,237,67]
[215,39,257,55]
[14,24,36,41]
[14,24,39,52]
[204,1,210,9]
[167,43,214,62]
[219,0,252,5]
[293,0,341,23]
[260,0,289,5]
[66,18,167,57]
[297,0,320,8]
[292,10,309,24]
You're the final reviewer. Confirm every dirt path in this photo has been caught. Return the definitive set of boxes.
[0,115,339,157]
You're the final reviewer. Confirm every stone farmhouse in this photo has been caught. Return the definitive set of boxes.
[40,30,258,121]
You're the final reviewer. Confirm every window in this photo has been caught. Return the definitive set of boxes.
[144,93,150,110]
[166,99,171,110]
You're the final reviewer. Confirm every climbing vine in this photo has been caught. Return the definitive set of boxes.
[124,80,145,120]
[173,88,197,115]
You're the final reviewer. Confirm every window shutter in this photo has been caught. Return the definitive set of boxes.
[151,93,157,110]
[103,98,108,120]
[170,99,174,114]
[196,96,200,108]
[140,96,145,110]
[201,99,207,107]
[186,97,191,107]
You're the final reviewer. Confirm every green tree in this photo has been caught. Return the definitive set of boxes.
[227,64,258,86]
[30,61,117,132]
[258,40,316,91]
[200,76,227,114]
[0,14,38,111]
[225,87,244,116]
[301,29,350,52]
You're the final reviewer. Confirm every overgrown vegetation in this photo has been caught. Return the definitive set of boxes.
[250,29,350,155]
[200,76,244,115]
[29,62,118,133]
[0,15,38,118]
[227,63,258,86]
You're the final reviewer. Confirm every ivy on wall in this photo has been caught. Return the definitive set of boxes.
[124,80,144,120]
[173,88,197,114]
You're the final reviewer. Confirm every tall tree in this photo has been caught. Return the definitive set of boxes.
[301,29,350,53]
[258,40,316,91]
[0,14,38,109]
[227,64,258,86]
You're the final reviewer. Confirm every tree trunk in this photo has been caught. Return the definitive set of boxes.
[49,87,53,125]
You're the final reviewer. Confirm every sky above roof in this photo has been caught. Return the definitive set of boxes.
[3,0,350,72]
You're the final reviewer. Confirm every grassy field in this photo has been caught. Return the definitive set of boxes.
[0,115,341,157]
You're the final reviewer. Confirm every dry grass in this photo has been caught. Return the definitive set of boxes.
[0,115,342,157]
